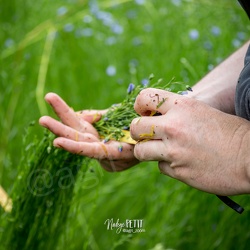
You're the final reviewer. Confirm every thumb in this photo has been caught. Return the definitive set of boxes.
[134,88,182,116]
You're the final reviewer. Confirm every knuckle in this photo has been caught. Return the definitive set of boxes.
[164,119,181,137]
[133,144,146,160]
[167,148,179,160]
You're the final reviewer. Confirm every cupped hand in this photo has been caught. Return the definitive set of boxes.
[130,88,250,195]
[39,93,139,172]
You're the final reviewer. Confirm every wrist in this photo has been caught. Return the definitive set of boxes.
[186,87,235,114]
[240,129,250,194]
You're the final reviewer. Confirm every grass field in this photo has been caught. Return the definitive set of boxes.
[1,0,250,249]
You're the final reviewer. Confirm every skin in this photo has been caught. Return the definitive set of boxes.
[40,42,250,195]
[39,93,139,172]
[130,88,250,196]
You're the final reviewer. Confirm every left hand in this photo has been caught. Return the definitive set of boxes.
[130,88,250,195]
[39,93,139,172]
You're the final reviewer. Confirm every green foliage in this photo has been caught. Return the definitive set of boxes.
[1,126,89,250]
[1,0,250,249]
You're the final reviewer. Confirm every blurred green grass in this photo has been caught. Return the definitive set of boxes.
[1,0,250,249]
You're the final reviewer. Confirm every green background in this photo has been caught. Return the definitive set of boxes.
[1,0,250,249]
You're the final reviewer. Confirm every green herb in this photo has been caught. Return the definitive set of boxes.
[94,75,178,142]
[1,126,89,250]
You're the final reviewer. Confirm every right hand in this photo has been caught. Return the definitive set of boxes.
[39,93,139,172]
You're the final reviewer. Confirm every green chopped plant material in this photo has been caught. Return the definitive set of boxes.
[94,75,180,142]
[1,126,89,250]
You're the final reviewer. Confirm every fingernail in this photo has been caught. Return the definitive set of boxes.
[133,117,141,125]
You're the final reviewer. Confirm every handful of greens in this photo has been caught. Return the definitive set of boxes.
[94,75,177,143]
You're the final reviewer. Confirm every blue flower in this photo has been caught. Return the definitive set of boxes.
[211,26,221,37]
[64,23,74,32]
[103,138,110,143]
[118,145,123,152]
[141,78,149,87]
[179,91,188,95]
[57,6,68,16]
[106,65,116,76]
[75,28,93,38]
[111,23,123,34]
[127,83,135,94]
[4,38,14,48]
[189,29,199,40]
[172,0,182,6]
[105,36,117,45]
[135,0,145,5]
[237,31,246,41]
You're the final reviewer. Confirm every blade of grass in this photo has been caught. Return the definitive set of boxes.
[36,27,56,115]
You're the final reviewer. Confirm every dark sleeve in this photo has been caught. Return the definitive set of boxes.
[238,0,250,19]
[235,1,250,119]
[235,44,250,120]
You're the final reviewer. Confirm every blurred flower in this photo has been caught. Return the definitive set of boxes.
[172,0,182,6]
[135,0,145,5]
[96,11,113,26]
[89,1,99,15]
[83,15,93,23]
[144,23,153,32]
[127,83,135,94]
[57,6,68,16]
[129,59,139,68]
[24,53,31,60]
[75,28,93,37]
[232,39,241,48]
[203,41,213,50]
[126,10,137,19]
[211,26,221,36]
[103,138,109,143]
[106,65,116,76]
[111,23,123,34]
[189,29,199,40]
[4,38,14,48]
[118,145,123,152]
[208,64,214,71]
[117,78,124,85]
[180,91,188,95]
[216,57,222,64]
[141,78,149,87]
[64,23,74,32]
[132,37,142,46]
[237,31,246,41]
[105,36,117,45]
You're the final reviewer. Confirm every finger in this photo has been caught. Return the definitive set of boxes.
[76,109,107,124]
[39,116,99,142]
[54,137,135,160]
[158,161,176,177]
[100,158,139,172]
[130,115,164,141]
[45,93,98,135]
[45,92,82,128]
[134,88,184,116]
[134,140,168,161]
[158,161,188,183]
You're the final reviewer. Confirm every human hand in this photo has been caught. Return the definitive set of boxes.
[130,88,250,195]
[39,93,139,172]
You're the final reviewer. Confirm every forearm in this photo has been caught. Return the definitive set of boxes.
[189,41,249,114]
